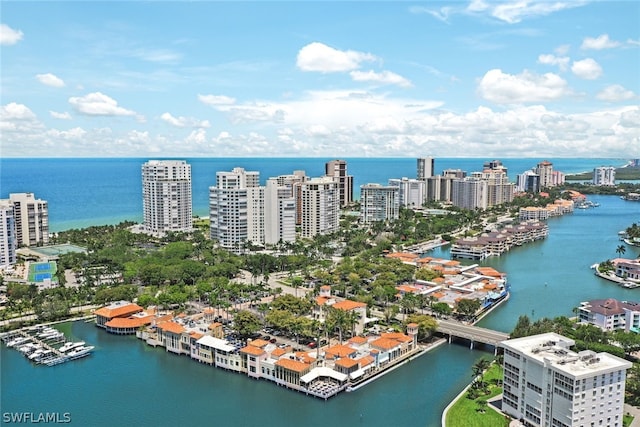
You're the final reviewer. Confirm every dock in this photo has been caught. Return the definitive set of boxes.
[1,325,93,366]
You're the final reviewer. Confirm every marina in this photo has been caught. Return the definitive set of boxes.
[1,325,94,366]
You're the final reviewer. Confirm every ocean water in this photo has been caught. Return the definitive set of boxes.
[0,157,628,232]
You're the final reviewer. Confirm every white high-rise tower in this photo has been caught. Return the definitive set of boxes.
[142,160,193,236]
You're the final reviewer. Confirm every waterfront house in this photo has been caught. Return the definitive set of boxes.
[95,301,143,329]
[239,344,267,379]
[612,258,640,282]
[578,298,640,332]
[156,321,186,354]
[274,358,312,387]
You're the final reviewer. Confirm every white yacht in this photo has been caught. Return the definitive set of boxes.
[59,341,86,353]
[66,345,95,360]
[6,336,30,347]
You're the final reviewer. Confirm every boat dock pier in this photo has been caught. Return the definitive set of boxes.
[1,325,93,366]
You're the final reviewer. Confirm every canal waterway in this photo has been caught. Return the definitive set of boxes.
[1,195,639,427]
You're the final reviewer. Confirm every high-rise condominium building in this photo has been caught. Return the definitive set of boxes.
[535,160,554,188]
[388,178,426,207]
[481,170,515,206]
[264,178,296,245]
[593,167,616,186]
[516,170,541,193]
[425,175,456,203]
[360,184,399,224]
[417,157,435,180]
[142,160,193,236]
[274,171,307,226]
[0,200,17,267]
[501,332,631,427]
[209,167,263,252]
[452,176,488,210]
[325,160,353,207]
[9,192,49,247]
[299,177,339,238]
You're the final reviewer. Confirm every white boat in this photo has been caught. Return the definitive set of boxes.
[66,345,94,360]
[28,349,45,360]
[37,329,57,338]
[45,356,68,366]
[40,331,64,341]
[6,337,30,347]
[59,341,85,353]
[18,343,40,354]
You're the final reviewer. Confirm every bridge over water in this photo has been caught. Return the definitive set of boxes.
[436,319,509,354]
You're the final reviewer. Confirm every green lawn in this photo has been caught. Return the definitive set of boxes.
[445,363,511,427]
[624,414,634,427]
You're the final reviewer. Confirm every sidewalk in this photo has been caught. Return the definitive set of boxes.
[625,404,640,427]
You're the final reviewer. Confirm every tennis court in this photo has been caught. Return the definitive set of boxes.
[28,261,58,283]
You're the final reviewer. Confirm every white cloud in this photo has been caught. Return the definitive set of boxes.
[0,103,43,134]
[349,70,412,87]
[296,42,377,73]
[36,73,65,88]
[409,6,453,23]
[47,127,87,140]
[160,112,210,128]
[491,1,587,24]
[198,94,236,106]
[477,69,571,104]
[571,58,602,80]
[466,0,489,13]
[68,92,137,116]
[185,129,207,144]
[596,85,636,102]
[50,111,72,120]
[2,96,638,158]
[0,24,23,45]
[581,34,620,50]
[1,102,37,121]
[537,54,570,71]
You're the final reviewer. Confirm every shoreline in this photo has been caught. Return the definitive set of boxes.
[347,338,447,393]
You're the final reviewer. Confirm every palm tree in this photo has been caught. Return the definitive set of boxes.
[616,244,626,257]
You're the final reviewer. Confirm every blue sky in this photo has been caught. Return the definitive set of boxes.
[1,1,639,158]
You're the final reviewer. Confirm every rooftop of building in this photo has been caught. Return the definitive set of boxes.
[501,332,632,378]
[581,298,640,316]
[95,301,143,319]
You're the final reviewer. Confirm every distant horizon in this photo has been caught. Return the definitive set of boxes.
[1,156,634,160]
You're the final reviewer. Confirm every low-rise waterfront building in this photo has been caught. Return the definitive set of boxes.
[386,254,508,313]
[578,298,640,332]
[501,332,631,427]
[611,258,640,282]
[98,307,423,399]
[94,301,144,329]
[450,220,548,260]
